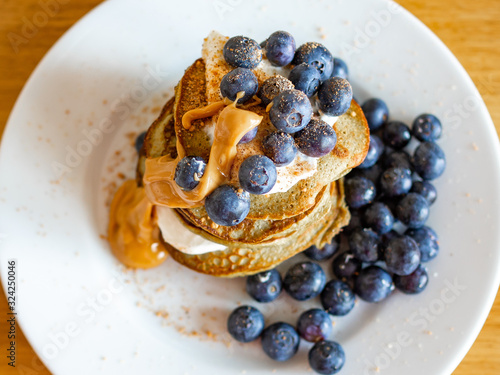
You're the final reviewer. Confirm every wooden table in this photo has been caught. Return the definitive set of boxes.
[1,1,499,373]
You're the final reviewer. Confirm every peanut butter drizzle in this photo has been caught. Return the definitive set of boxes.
[143,97,263,208]
[107,180,167,269]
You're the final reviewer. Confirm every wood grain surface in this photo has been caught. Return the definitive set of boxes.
[1,0,499,374]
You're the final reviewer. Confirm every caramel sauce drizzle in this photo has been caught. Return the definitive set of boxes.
[107,180,167,268]
[143,95,263,208]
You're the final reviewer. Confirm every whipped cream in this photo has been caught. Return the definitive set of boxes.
[156,206,227,255]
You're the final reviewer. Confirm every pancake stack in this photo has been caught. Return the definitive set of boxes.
[137,32,369,277]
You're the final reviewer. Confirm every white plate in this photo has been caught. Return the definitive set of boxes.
[1,0,500,374]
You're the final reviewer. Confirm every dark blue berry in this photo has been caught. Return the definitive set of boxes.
[295,119,337,157]
[318,77,353,116]
[262,131,297,166]
[135,131,146,153]
[343,209,362,234]
[383,150,411,170]
[289,63,321,97]
[363,202,394,234]
[345,176,376,209]
[395,192,430,228]
[410,181,437,205]
[332,252,362,282]
[411,142,446,180]
[394,264,429,294]
[412,114,442,142]
[261,322,300,361]
[384,235,421,276]
[220,67,258,104]
[309,341,345,375]
[227,306,264,342]
[304,238,339,261]
[223,36,262,69]
[358,134,384,169]
[354,266,394,303]
[265,31,296,66]
[269,89,313,133]
[283,262,326,301]
[293,42,334,81]
[405,226,439,262]
[361,98,389,130]
[239,155,277,195]
[332,58,349,79]
[258,76,295,106]
[246,269,282,302]
[205,185,250,226]
[174,156,206,191]
[349,228,380,263]
[382,121,411,149]
[238,127,258,144]
[297,308,332,342]
[321,280,356,316]
[380,167,412,197]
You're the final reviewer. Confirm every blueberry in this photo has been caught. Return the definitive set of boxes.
[308,340,345,375]
[382,121,411,149]
[283,262,326,301]
[405,226,439,262]
[135,131,146,153]
[238,127,258,144]
[174,156,206,191]
[246,269,282,303]
[349,228,380,263]
[293,42,334,81]
[344,176,376,209]
[363,202,394,234]
[318,77,353,116]
[361,98,389,130]
[343,209,362,234]
[332,252,362,282]
[289,63,321,97]
[297,308,332,342]
[269,89,313,133]
[384,235,421,276]
[295,119,337,157]
[412,114,442,142]
[411,142,446,180]
[261,322,300,361]
[410,181,437,205]
[304,238,339,261]
[265,31,296,66]
[239,155,277,195]
[321,280,356,316]
[354,266,394,303]
[395,192,430,228]
[380,167,412,197]
[258,76,295,107]
[332,58,349,79]
[205,185,250,226]
[220,67,258,104]
[227,306,264,343]
[262,131,297,166]
[350,163,383,184]
[394,264,429,294]
[358,134,384,169]
[383,150,411,170]
[223,36,262,69]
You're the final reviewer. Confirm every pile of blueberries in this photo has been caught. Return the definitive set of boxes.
[173,31,354,227]
[226,38,446,374]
